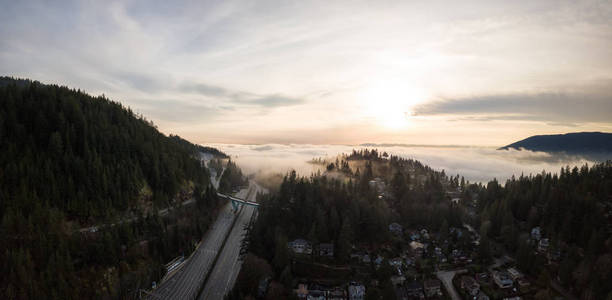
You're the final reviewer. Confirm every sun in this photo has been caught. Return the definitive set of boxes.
[361,79,425,129]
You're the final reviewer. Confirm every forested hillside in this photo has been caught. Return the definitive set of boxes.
[499,132,612,154]
[473,162,612,298]
[0,77,223,299]
[233,150,464,299]
[219,159,249,193]
[232,150,612,299]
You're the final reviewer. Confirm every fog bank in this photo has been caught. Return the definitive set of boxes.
[206,144,606,183]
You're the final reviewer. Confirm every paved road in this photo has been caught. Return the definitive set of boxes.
[436,269,466,300]
[78,198,196,233]
[199,183,263,300]
[147,202,236,300]
[83,153,226,234]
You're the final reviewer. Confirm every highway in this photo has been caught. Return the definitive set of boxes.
[145,154,263,300]
[146,201,236,300]
[198,182,264,300]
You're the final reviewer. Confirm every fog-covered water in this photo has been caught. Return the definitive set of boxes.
[207,143,605,183]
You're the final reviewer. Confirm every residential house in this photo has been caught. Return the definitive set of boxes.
[368,178,386,192]
[374,255,384,267]
[547,248,561,262]
[307,290,325,300]
[389,222,403,236]
[348,282,365,300]
[531,227,541,241]
[476,272,489,283]
[289,239,313,255]
[350,252,364,261]
[451,249,461,258]
[507,268,523,281]
[319,243,334,257]
[308,284,326,300]
[517,278,530,289]
[328,286,347,300]
[492,271,513,289]
[538,238,549,253]
[420,229,430,240]
[295,283,309,299]
[405,281,424,299]
[405,257,414,266]
[410,241,425,257]
[423,279,442,297]
[389,257,403,268]
[460,276,480,297]
[362,254,371,264]
[391,275,406,286]
[257,277,270,298]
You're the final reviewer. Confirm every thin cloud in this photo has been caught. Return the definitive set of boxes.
[184,83,229,97]
[183,82,305,108]
[2,1,611,143]
[236,94,304,107]
[414,88,612,124]
[129,98,222,122]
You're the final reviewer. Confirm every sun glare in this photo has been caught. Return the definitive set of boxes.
[361,80,426,129]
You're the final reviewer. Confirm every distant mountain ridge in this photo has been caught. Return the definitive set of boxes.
[499,132,612,154]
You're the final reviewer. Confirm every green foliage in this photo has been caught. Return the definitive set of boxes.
[244,147,612,299]
[0,77,223,298]
[218,159,248,193]
[232,254,273,298]
[475,161,612,299]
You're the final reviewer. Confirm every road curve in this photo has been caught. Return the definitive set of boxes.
[435,269,466,300]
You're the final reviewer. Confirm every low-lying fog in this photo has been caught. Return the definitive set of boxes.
[207,144,607,184]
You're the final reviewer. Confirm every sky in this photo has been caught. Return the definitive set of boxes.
[1,0,612,146]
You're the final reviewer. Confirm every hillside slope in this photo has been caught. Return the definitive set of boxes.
[499,132,612,154]
[0,77,224,299]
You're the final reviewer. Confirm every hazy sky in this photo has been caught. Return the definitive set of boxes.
[2,0,611,146]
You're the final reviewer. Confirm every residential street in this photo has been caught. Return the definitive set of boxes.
[435,269,467,300]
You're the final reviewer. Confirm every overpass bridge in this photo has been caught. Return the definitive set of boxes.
[216,192,259,211]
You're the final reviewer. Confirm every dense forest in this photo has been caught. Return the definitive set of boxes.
[473,162,612,298]
[232,149,465,299]
[218,159,249,194]
[232,149,612,299]
[0,77,224,299]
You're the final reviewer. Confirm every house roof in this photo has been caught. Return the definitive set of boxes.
[424,279,441,288]
[292,238,310,245]
[461,275,478,286]
[348,284,365,296]
[406,281,422,290]
[320,243,334,249]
